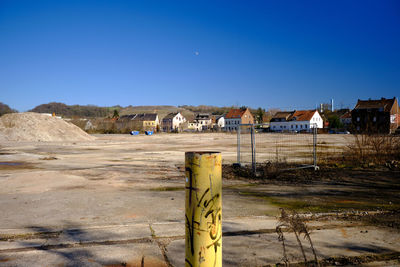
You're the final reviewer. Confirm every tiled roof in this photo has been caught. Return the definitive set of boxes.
[195,113,211,120]
[354,98,396,112]
[162,112,179,120]
[225,109,247,119]
[340,111,352,119]
[289,110,317,121]
[271,110,319,122]
[272,112,293,119]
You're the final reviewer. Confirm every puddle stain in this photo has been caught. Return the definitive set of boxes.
[0,161,37,170]
[0,162,22,166]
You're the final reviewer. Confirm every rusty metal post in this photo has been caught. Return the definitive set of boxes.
[185,152,222,267]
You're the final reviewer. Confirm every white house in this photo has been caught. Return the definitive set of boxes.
[270,110,323,132]
[187,122,203,131]
[195,113,212,130]
[215,116,225,129]
[187,113,212,132]
[162,112,186,132]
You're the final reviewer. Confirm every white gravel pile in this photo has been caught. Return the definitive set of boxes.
[0,112,95,142]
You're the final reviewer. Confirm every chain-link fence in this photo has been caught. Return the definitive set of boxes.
[237,124,317,172]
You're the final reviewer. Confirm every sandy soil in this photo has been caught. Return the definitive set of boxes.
[0,133,398,266]
[0,112,95,142]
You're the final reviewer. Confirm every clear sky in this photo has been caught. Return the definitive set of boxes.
[1,0,399,112]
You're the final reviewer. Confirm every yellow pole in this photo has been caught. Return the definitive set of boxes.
[185,152,222,267]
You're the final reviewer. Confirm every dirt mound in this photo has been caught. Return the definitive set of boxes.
[0,112,95,142]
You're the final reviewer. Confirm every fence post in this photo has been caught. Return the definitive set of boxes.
[185,152,222,267]
[237,124,241,166]
[251,124,256,174]
[313,126,318,169]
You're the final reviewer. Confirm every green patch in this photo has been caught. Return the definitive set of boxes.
[238,191,400,213]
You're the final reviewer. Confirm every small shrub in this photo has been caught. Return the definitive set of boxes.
[276,208,319,266]
[345,134,400,166]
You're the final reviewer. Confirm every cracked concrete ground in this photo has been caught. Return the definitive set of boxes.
[0,133,399,266]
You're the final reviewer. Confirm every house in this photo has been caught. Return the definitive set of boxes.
[351,97,399,134]
[215,115,225,129]
[118,113,160,132]
[270,110,323,132]
[139,113,160,131]
[187,122,203,131]
[209,115,225,131]
[340,110,352,127]
[162,112,186,132]
[225,108,254,131]
[187,113,212,131]
[195,113,212,130]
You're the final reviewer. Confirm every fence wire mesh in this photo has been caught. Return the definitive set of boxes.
[238,124,317,171]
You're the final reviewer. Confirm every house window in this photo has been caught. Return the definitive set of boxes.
[291,125,293,128]
[373,116,376,122]
[357,117,360,122]
[300,125,303,129]
[280,126,282,129]
[296,125,298,128]
[305,125,307,128]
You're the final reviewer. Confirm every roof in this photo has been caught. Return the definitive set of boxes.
[225,108,248,119]
[162,112,180,120]
[354,98,396,112]
[271,110,319,122]
[195,113,211,120]
[119,113,158,122]
[272,112,293,120]
[340,111,352,119]
[289,110,317,121]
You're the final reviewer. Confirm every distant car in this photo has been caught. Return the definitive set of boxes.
[145,131,153,135]
[337,130,350,134]
[130,131,139,135]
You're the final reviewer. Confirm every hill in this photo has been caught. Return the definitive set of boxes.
[179,105,233,116]
[0,102,17,116]
[119,105,195,121]
[30,102,119,118]
[29,102,271,122]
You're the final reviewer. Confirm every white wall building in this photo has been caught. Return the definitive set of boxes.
[270,110,323,132]
[216,116,225,129]
[162,112,186,132]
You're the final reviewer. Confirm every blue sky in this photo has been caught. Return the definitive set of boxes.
[1,0,399,112]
